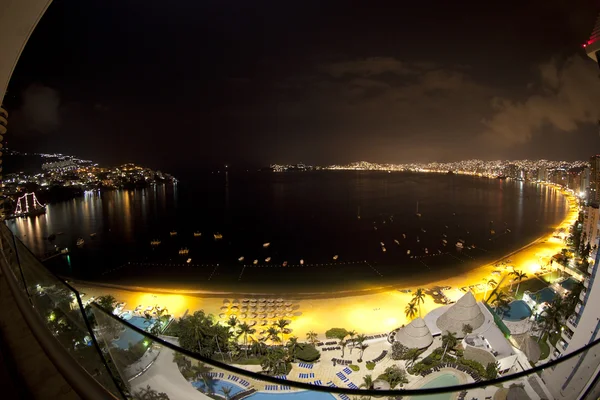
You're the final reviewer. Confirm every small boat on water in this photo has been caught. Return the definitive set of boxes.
[333,255,339,260]
[490,230,495,235]
[416,236,420,243]
[402,233,406,239]
[76,238,85,247]
[282,261,288,267]
[238,256,245,262]
[374,226,378,231]
[150,239,161,246]
[300,259,304,265]
[382,247,387,252]
[90,233,97,238]
[380,242,385,247]
[421,228,426,233]
[265,257,271,263]
[169,231,177,236]
[416,201,422,218]
[442,233,447,238]
[442,239,447,244]
[394,239,400,245]
[456,242,464,249]
[406,250,411,255]
[506,229,511,233]
[263,242,270,248]
[214,233,223,240]
[186,258,192,264]
[193,232,202,237]
[425,248,429,254]
[253,259,258,265]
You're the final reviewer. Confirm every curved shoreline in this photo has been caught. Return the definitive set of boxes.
[70,183,576,300]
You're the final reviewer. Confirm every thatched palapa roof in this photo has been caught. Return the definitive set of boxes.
[395,317,433,349]
[436,291,484,337]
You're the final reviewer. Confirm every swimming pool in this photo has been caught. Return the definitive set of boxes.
[247,391,336,400]
[560,277,579,292]
[413,373,460,400]
[503,300,532,321]
[531,287,557,304]
[113,316,154,349]
[192,380,245,397]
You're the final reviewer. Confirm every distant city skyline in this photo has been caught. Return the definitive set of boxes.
[3,0,600,170]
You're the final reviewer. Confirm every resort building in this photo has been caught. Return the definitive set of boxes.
[581,205,600,254]
[394,317,433,349]
[540,17,600,399]
[462,332,517,374]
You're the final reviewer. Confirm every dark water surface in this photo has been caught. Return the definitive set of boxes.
[9,171,567,293]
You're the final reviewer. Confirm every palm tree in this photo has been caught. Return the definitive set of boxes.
[405,301,418,320]
[537,297,565,343]
[220,386,232,400]
[192,362,213,390]
[492,291,510,314]
[339,340,347,358]
[347,330,357,354]
[484,278,497,301]
[267,326,281,344]
[287,336,299,361]
[274,319,290,344]
[227,315,238,332]
[404,348,421,368]
[360,374,374,390]
[355,334,368,361]
[441,331,457,361]
[412,288,426,318]
[237,322,256,358]
[511,270,528,298]
[306,330,318,346]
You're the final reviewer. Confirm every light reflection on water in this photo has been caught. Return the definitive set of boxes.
[7,172,568,291]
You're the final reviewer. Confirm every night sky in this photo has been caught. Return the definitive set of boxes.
[5,0,600,171]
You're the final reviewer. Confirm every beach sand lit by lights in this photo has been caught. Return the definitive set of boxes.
[73,187,578,340]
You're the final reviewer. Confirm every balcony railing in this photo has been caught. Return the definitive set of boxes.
[580,289,587,302]
[4,222,600,399]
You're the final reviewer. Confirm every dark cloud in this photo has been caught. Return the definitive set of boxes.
[481,55,600,147]
[11,84,61,134]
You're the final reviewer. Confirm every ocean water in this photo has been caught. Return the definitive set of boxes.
[8,171,567,294]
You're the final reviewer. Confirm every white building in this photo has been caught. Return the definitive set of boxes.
[581,205,600,254]
[541,16,600,398]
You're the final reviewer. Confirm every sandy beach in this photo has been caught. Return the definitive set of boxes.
[73,186,578,341]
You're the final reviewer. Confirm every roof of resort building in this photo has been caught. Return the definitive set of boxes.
[512,334,541,363]
[436,291,485,337]
[506,384,532,400]
[463,335,498,366]
[394,317,434,349]
[373,379,391,390]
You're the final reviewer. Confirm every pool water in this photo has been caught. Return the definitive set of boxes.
[193,380,245,397]
[413,373,460,400]
[248,391,336,399]
[113,316,154,349]
[560,277,579,292]
[532,287,557,304]
[503,300,532,321]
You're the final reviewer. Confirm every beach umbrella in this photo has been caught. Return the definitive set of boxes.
[219,313,227,319]
[220,306,229,311]
[250,313,257,318]
[259,298,267,303]
[242,298,250,303]
[261,321,268,326]
[285,307,293,312]
[240,313,247,319]
[223,299,230,305]
[267,313,275,319]
[285,313,293,318]
[241,307,248,312]
[258,314,267,319]
[276,298,284,302]
[250,299,257,303]
[232,299,240,304]
[231,306,239,311]
[249,320,257,326]
[284,302,292,306]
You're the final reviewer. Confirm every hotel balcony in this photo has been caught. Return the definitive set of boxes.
[575,303,582,314]
[584,277,590,288]
[567,315,579,331]
[562,328,574,343]
[588,264,594,275]
[557,340,569,353]
[580,289,587,303]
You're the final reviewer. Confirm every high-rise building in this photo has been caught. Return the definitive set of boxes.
[581,205,600,255]
[541,15,600,399]
[589,155,600,205]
